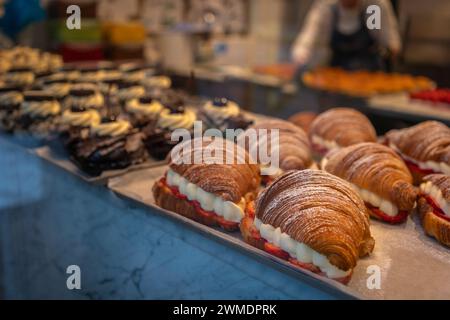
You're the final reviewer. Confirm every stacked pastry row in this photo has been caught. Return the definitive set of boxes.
[152,107,450,285]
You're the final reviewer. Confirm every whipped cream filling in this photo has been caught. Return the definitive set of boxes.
[126,98,163,117]
[61,109,101,127]
[157,108,196,130]
[117,86,145,102]
[21,100,60,117]
[0,92,23,107]
[420,181,450,216]
[311,134,340,152]
[321,157,399,217]
[389,142,450,175]
[204,100,240,122]
[91,119,131,137]
[63,92,104,110]
[142,76,171,89]
[254,218,351,278]
[166,169,245,223]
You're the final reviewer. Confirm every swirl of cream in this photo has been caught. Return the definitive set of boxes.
[91,119,131,137]
[0,92,23,107]
[63,91,104,110]
[61,109,101,127]
[203,99,240,121]
[117,85,145,102]
[142,76,171,89]
[45,83,72,98]
[157,108,196,130]
[21,100,61,117]
[126,98,163,117]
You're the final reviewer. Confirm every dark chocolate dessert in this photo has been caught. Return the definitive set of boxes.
[200,97,253,132]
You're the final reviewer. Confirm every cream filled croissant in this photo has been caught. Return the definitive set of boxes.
[152,136,261,231]
[418,174,450,247]
[309,108,377,156]
[240,169,374,284]
[237,119,314,182]
[385,121,450,185]
[322,142,417,224]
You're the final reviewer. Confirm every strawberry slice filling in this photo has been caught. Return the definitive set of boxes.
[423,194,450,223]
[365,202,409,224]
[244,205,352,284]
[159,177,239,230]
[312,142,329,156]
[403,159,436,175]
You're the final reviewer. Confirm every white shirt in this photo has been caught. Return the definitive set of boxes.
[292,0,401,66]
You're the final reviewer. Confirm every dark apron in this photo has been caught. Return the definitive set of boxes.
[330,4,385,71]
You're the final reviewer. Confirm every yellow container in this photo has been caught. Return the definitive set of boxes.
[102,22,147,45]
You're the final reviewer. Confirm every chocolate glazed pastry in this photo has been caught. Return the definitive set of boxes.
[71,119,147,176]
[200,97,253,131]
[418,174,450,247]
[142,104,196,160]
[0,85,23,132]
[322,142,417,224]
[152,136,261,231]
[385,121,450,185]
[240,169,374,284]
[309,107,377,156]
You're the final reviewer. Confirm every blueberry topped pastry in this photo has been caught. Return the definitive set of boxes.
[125,95,164,128]
[17,90,61,135]
[63,83,104,111]
[142,103,197,160]
[200,97,253,131]
[70,117,147,176]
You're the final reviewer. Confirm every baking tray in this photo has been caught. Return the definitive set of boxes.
[33,142,166,185]
[108,165,450,300]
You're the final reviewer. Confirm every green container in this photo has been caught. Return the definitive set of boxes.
[49,19,103,43]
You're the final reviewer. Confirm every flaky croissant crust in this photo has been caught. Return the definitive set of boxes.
[255,169,374,271]
[423,174,450,202]
[168,137,260,203]
[386,121,450,164]
[324,142,417,211]
[239,119,313,171]
[309,108,377,147]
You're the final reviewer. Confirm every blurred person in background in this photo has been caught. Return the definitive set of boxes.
[292,0,401,71]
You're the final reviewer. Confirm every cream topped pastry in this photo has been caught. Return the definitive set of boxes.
[203,98,240,122]
[0,86,23,109]
[116,80,146,103]
[418,174,450,247]
[63,84,104,110]
[61,109,101,128]
[126,96,163,117]
[90,119,131,137]
[141,75,171,89]
[157,106,196,130]
[21,91,61,118]
[42,79,72,100]
[3,67,35,88]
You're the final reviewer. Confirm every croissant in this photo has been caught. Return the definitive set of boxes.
[385,121,450,185]
[322,142,417,224]
[309,108,377,156]
[418,174,450,247]
[240,169,374,284]
[287,112,317,133]
[152,136,261,231]
[237,119,314,181]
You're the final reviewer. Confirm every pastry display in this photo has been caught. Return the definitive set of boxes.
[62,83,105,111]
[418,174,450,247]
[17,90,61,135]
[70,118,147,176]
[385,121,450,184]
[0,84,23,132]
[309,108,377,156]
[2,67,35,88]
[322,142,417,224]
[240,169,374,284]
[152,136,261,231]
[125,95,164,128]
[237,119,314,183]
[200,97,253,131]
[303,67,435,97]
[116,79,146,106]
[142,103,197,160]
[287,111,317,133]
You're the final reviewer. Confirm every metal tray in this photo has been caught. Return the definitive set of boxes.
[107,165,450,300]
